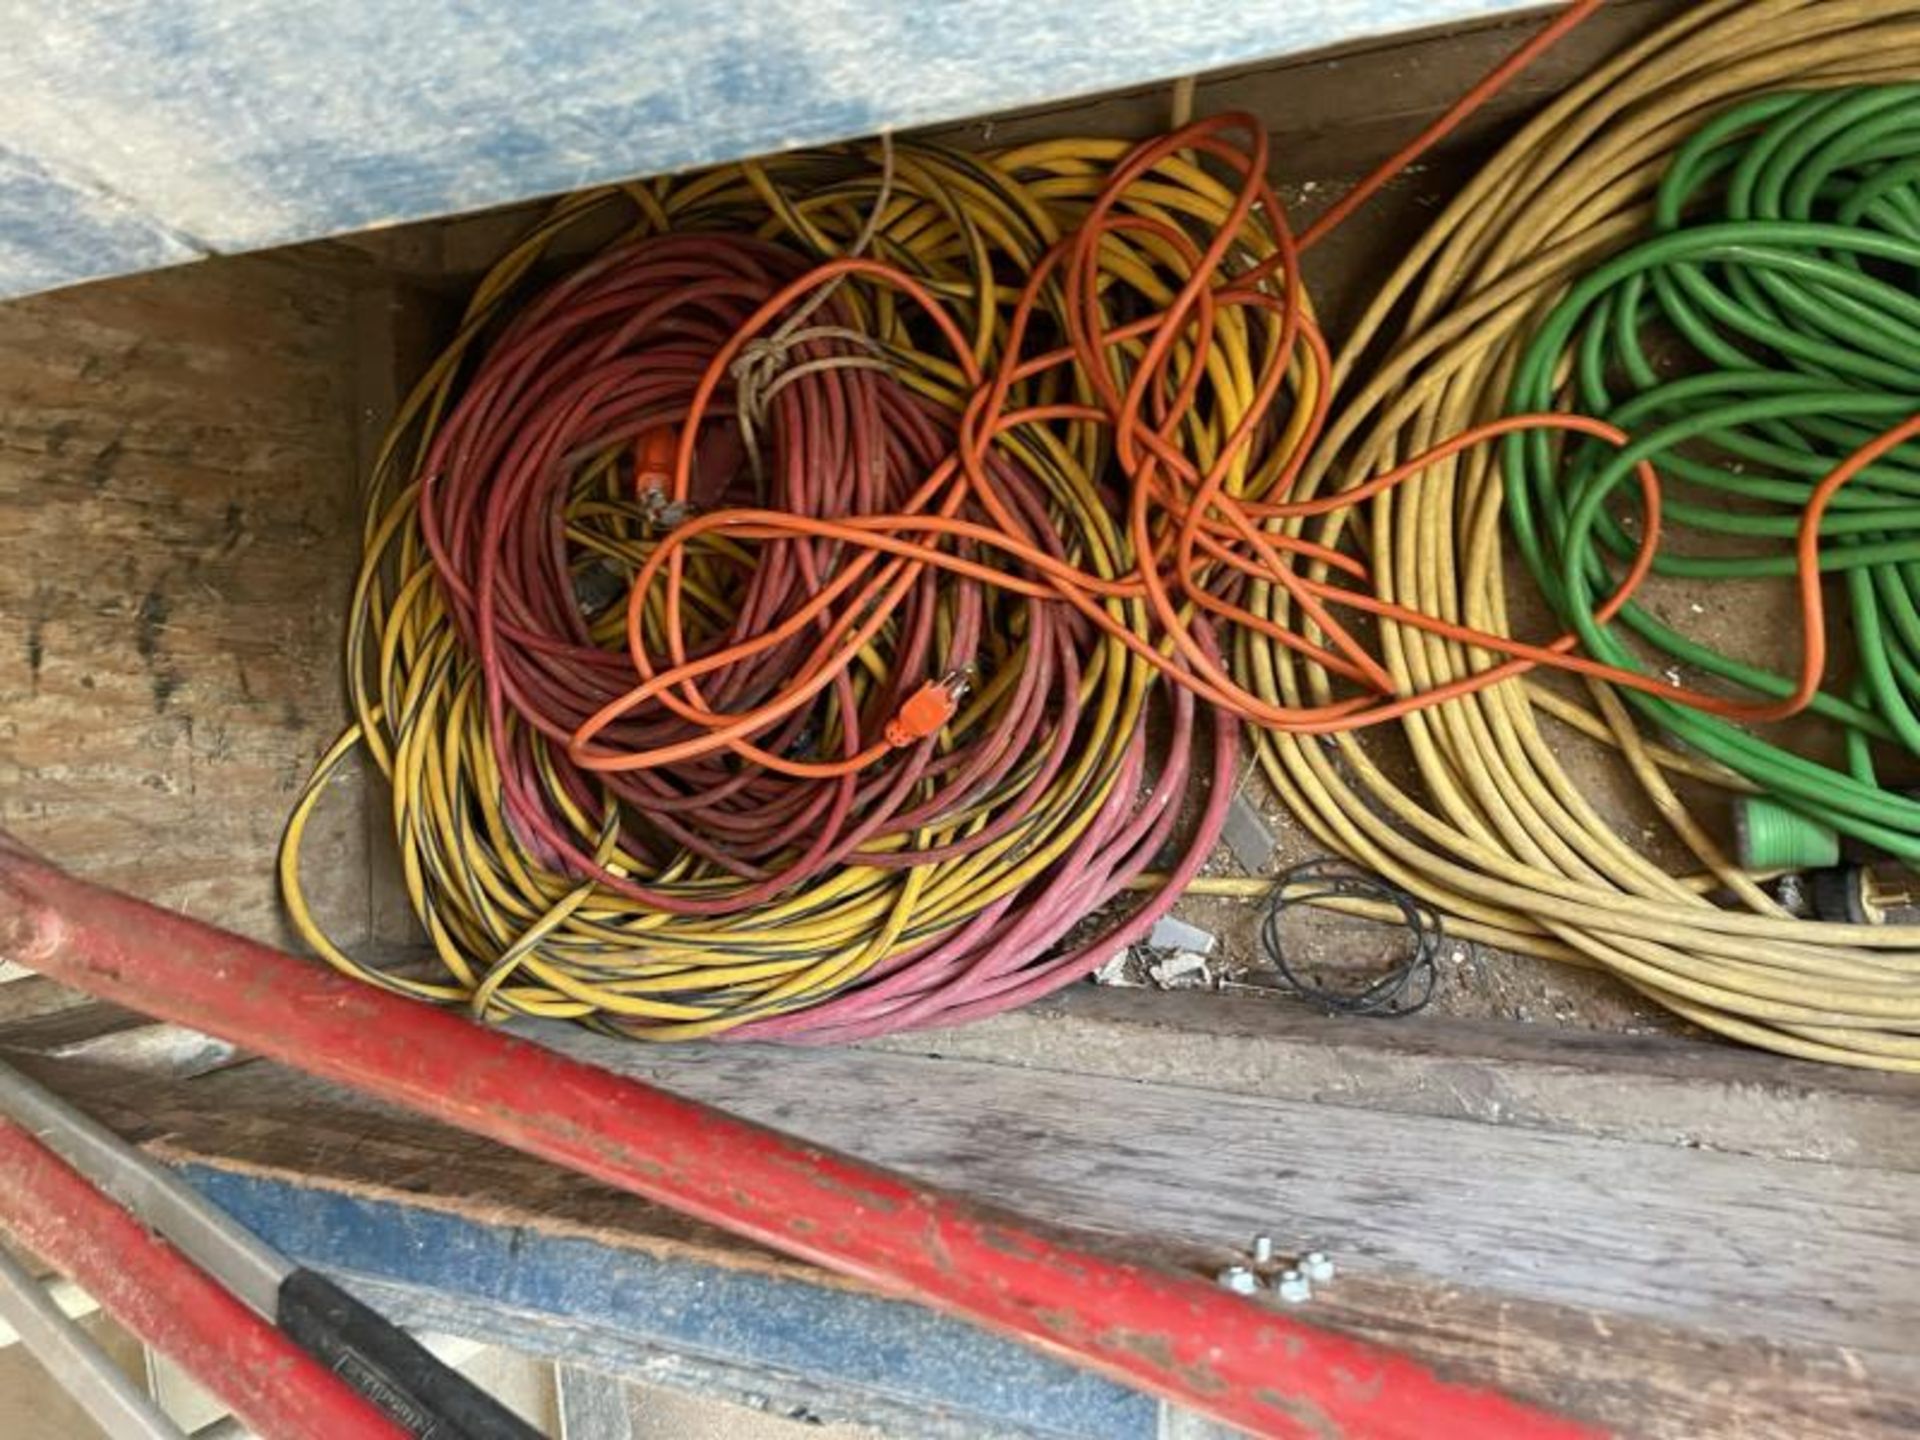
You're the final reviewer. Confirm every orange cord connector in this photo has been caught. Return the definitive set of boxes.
[885,673,968,748]
[635,427,677,492]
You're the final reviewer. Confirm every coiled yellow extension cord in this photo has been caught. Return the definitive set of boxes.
[1246,0,1920,1070]
[281,140,1316,1040]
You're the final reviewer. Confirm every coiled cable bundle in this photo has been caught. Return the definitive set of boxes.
[1260,859,1442,1018]
[281,108,1689,1043]
[1509,84,1920,854]
[285,0,1920,1067]
[282,142,1285,1042]
[1249,0,1920,1069]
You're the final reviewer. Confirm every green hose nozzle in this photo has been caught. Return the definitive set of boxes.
[1734,796,1842,871]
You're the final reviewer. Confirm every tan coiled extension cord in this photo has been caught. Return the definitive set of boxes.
[1245,0,1920,1070]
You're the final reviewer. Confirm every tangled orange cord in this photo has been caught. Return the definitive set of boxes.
[569,96,1898,782]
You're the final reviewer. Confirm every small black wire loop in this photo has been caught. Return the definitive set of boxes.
[1259,858,1443,1018]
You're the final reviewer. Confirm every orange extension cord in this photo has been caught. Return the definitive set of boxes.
[568,0,1891,786]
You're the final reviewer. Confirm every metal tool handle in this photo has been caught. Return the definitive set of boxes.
[0,1056,536,1440]
[276,1269,542,1440]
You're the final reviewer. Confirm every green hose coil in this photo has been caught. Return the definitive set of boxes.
[1506,85,1920,859]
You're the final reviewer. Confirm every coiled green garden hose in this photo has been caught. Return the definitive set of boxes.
[1509,83,1920,859]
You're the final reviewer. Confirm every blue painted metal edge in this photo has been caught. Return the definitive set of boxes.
[0,1,1548,299]
[0,145,202,297]
[178,1163,1157,1439]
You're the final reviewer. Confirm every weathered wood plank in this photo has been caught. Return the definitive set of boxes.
[548,1036,1918,1381]
[352,0,1686,293]
[7,998,1904,1367]
[0,256,366,946]
[19,984,1920,1173]
[185,1163,1157,1440]
[917,0,1686,167]
[20,1048,1917,1438]
[866,987,1920,1169]
[0,978,94,1027]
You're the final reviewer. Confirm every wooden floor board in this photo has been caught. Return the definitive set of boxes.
[11,1035,1911,1437]
[560,1036,1919,1381]
[865,987,1920,1170]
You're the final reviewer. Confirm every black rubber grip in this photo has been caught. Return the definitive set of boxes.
[276,1268,544,1440]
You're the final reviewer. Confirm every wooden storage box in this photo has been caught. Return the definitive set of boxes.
[1,4,1912,1435]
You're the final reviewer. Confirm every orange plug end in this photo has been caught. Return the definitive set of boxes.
[634,426,678,492]
[885,679,960,748]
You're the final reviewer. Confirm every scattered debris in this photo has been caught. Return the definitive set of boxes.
[1092,951,1141,987]
[1148,915,1217,956]
[1221,793,1277,873]
[1216,1264,1259,1297]
[1148,951,1212,989]
[1217,977,1276,996]
[1302,1251,1335,1284]
[1275,1269,1312,1304]
[1251,1234,1275,1266]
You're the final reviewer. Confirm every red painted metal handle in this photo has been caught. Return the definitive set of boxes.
[0,842,1600,1440]
[0,1114,406,1440]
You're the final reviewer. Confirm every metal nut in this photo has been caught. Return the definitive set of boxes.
[1302,1251,1335,1283]
[1275,1269,1312,1304]
[1216,1264,1259,1296]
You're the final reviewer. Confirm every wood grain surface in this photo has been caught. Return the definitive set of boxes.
[867,987,1920,1170]
[15,1045,1913,1440]
[0,256,367,944]
[0,0,1560,298]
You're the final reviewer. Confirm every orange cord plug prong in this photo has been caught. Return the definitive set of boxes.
[885,670,970,748]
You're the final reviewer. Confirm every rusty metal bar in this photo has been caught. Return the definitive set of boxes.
[0,1114,407,1440]
[0,839,1599,1439]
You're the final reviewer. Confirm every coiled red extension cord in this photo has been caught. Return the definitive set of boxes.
[418,232,1232,1041]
